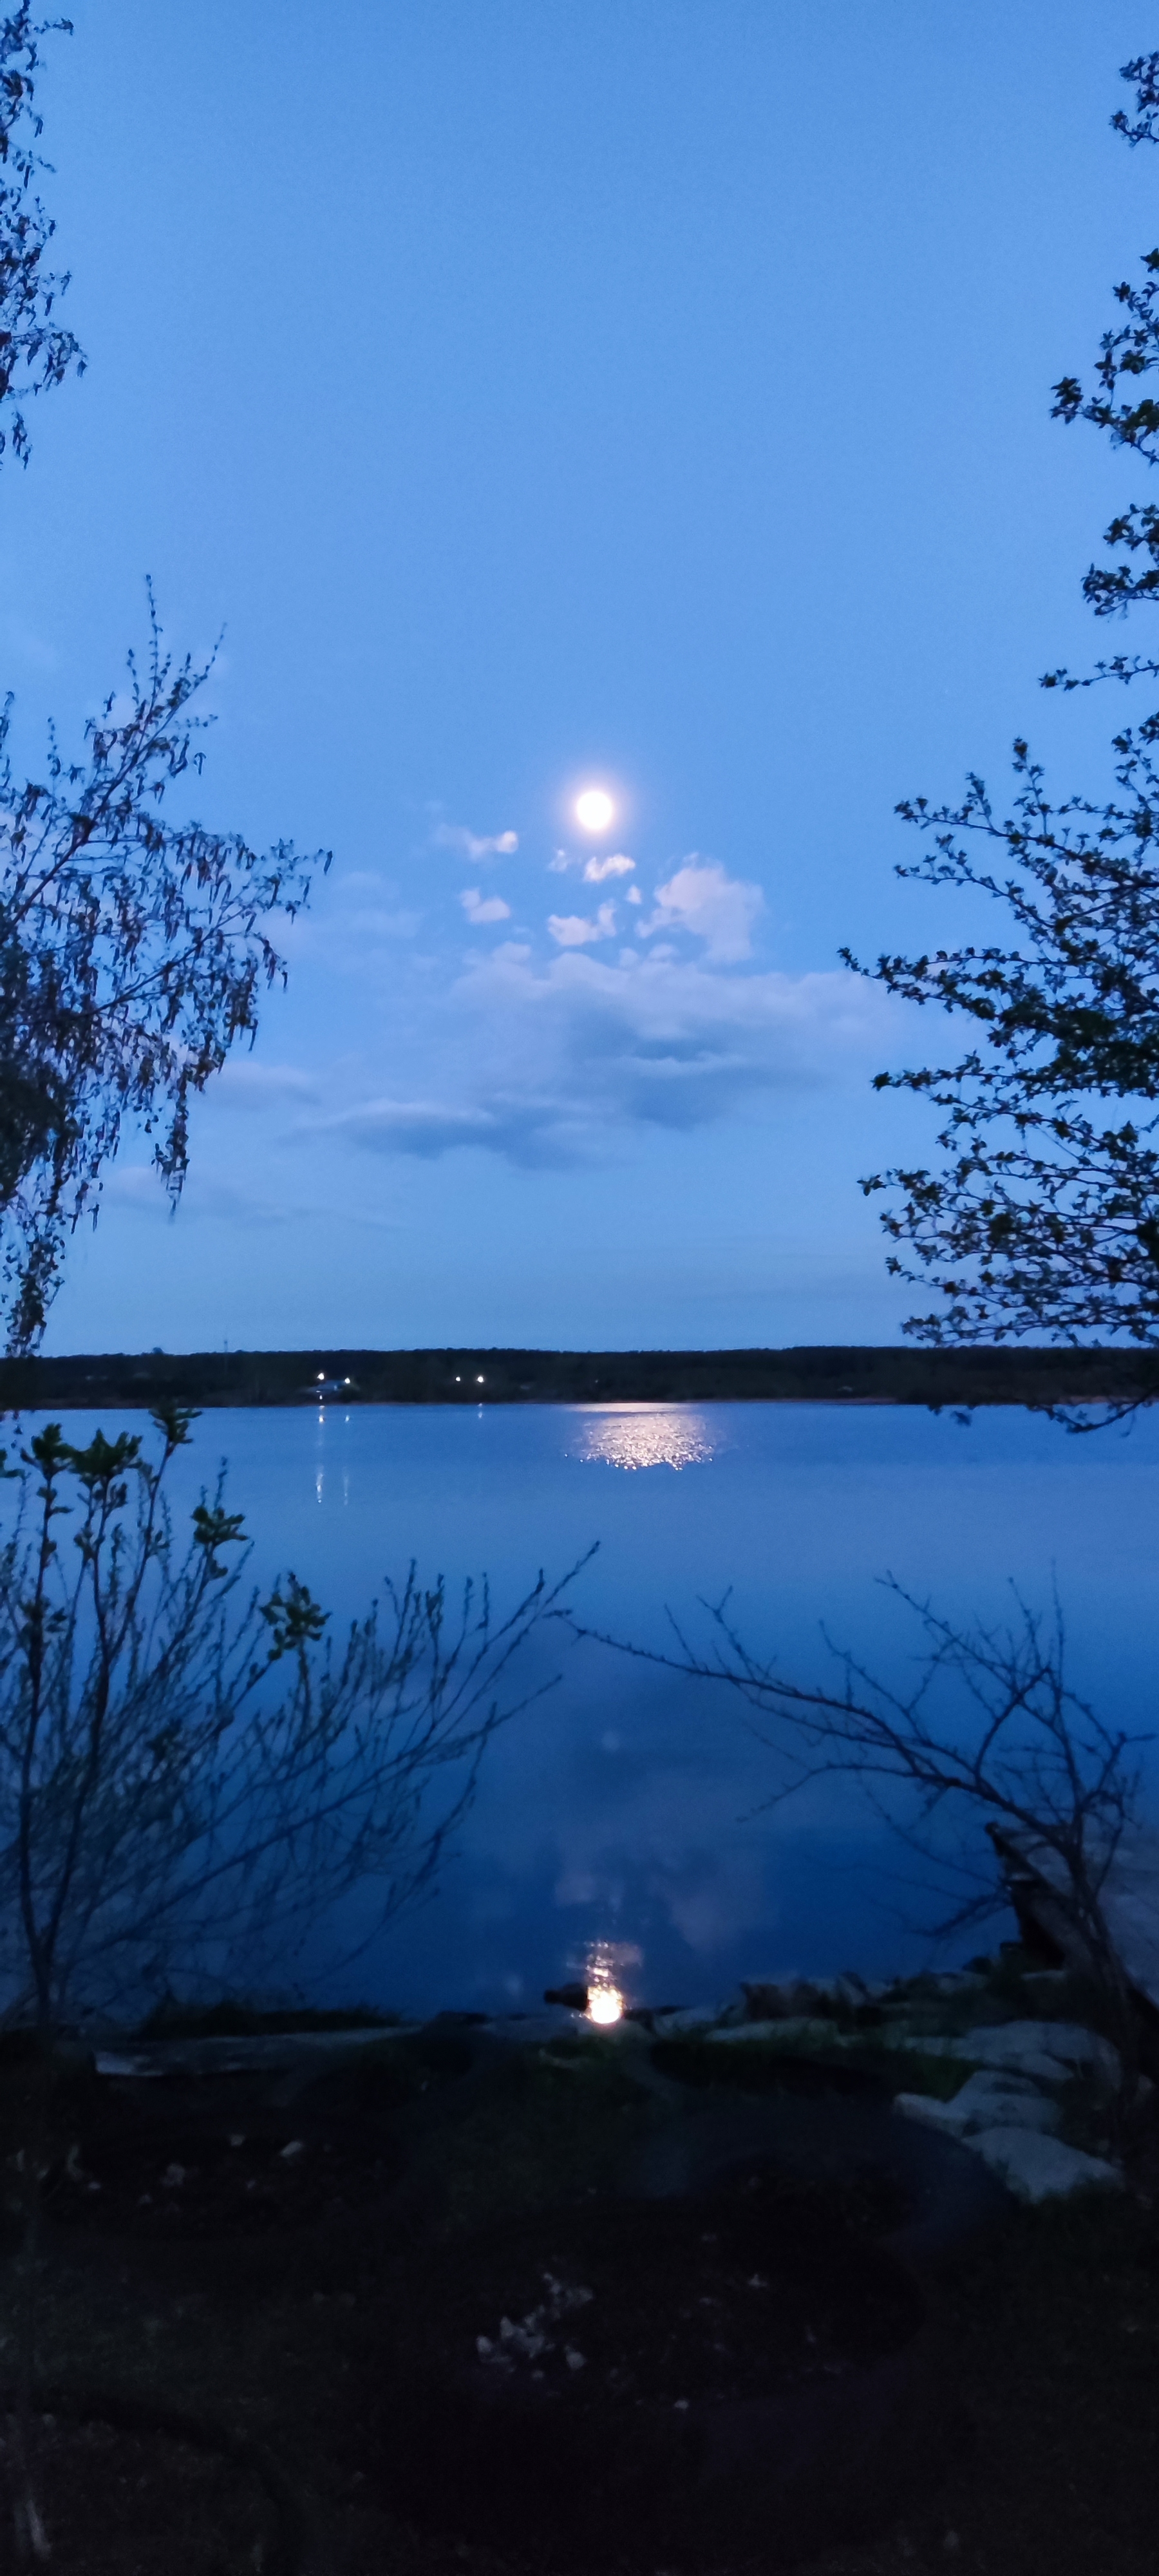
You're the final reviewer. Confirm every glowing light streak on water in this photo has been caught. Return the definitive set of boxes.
[568,1405,718,1471]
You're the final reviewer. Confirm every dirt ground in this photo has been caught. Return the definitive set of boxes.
[0,2019,1154,2575]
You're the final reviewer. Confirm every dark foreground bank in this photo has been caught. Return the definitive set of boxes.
[1,1955,1156,2576]
[2,1343,1158,1412]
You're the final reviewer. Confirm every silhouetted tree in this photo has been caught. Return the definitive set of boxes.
[0,1403,576,2031]
[0,1401,582,2566]
[849,52,1159,1406]
[0,12,326,1350]
[0,605,326,1349]
[0,6,84,469]
[580,1581,1152,2141]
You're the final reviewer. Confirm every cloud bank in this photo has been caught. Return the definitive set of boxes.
[321,944,892,1166]
[285,837,904,1173]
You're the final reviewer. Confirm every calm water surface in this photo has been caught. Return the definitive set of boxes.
[45,1401,1159,2015]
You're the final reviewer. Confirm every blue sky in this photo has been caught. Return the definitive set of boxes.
[6,1,1155,1354]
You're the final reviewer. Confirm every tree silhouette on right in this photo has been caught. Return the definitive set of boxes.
[848,52,1159,1416]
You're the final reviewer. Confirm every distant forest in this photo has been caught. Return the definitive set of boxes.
[1,1345,1156,1411]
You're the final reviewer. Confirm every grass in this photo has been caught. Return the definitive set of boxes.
[1,2005,1156,2573]
[134,1995,402,2041]
[802,2184,1159,2576]
[420,2040,664,2237]
[674,2022,984,2103]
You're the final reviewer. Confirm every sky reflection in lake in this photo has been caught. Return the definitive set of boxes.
[34,1401,1159,2018]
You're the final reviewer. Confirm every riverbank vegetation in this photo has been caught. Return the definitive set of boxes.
[4,1340,1158,1413]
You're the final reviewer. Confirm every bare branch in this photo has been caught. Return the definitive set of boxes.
[0,1415,592,2029]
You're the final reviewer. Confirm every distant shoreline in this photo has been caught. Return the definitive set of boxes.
[2,1344,1156,1412]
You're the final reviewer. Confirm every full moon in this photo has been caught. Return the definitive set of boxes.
[575,787,614,834]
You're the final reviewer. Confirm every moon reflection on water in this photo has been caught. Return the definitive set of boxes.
[567,1406,719,1472]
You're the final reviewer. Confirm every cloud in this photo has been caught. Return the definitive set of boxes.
[323,1095,556,1161]
[461,887,512,925]
[210,1060,320,1108]
[435,822,519,862]
[642,859,763,961]
[548,902,617,947]
[324,947,895,1168]
[583,852,635,884]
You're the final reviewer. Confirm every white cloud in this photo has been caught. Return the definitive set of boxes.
[626,884,642,905]
[323,947,896,1168]
[211,1060,320,1108]
[642,859,763,961]
[461,887,512,925]
[548,902,617,947]
[435,822,519,862]
[583,852,635,884]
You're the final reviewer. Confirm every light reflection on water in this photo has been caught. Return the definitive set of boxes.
[567,1405,719,1471]
[564,1938,643,2025]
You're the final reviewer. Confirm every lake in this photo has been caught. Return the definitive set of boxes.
[30,1399,1159,2018]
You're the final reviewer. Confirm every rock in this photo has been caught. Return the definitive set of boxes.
[894,2078,1060,2142]
[543,1984,589,2012]
[893,2093,977,2139]
[892,2032,1071,2081]
[893,2022,1120,2086]
[964,2022,1120,2083]
[968,2126,1124,2203]
[93,2027,415,2080]
[740,1979,838,2021]
[706,2018,837,2047]
[947,2072,1061,2134]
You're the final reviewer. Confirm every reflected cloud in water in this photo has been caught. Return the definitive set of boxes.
[567,1405,719,1471]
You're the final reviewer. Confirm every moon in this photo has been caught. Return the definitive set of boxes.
[575,787,614,834]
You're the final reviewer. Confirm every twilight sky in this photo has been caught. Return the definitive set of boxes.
[6,1,1154,1354]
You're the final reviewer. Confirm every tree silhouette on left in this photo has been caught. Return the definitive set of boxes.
[0,8,328,1350]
